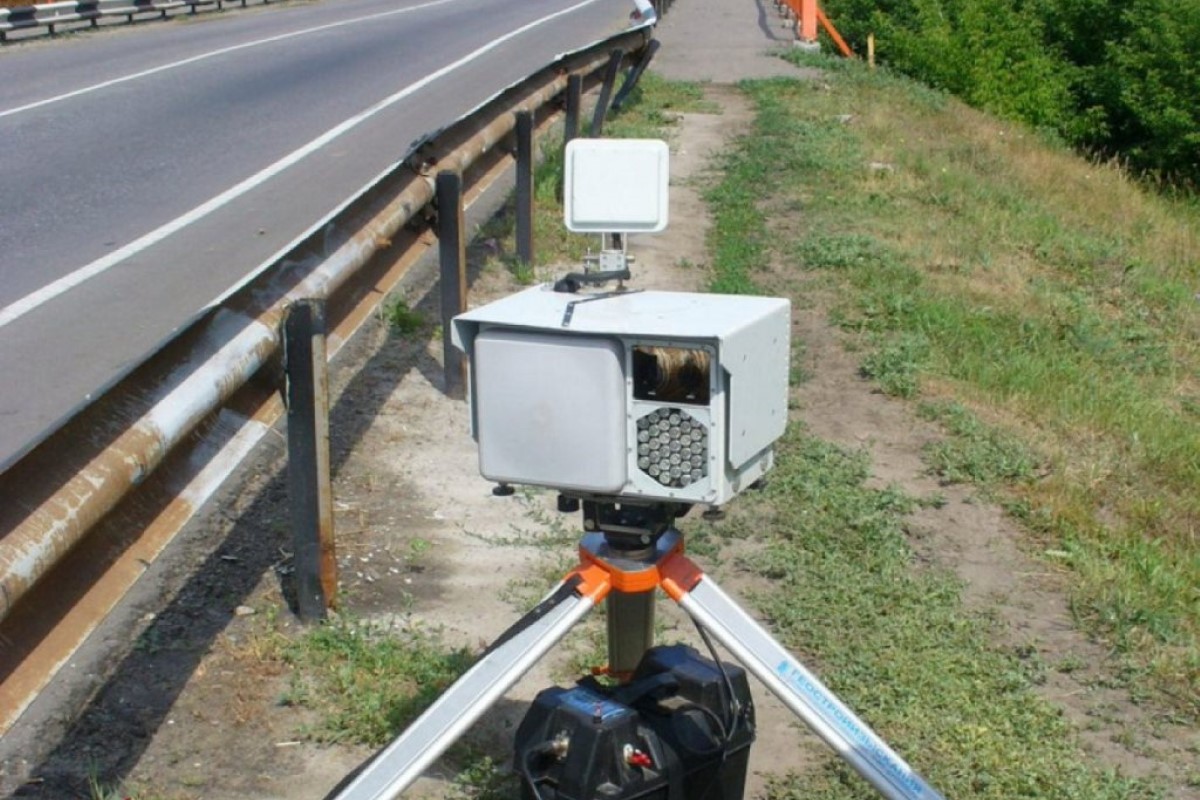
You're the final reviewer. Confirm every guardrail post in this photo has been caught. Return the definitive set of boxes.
[564,74,583,145]
[590,49,625,137]
[612,39,660,112]
[437,171,468,398]
[515,110,535,269]
[284,299,337,622]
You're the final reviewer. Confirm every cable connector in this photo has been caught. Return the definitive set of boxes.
[623,744,654,769]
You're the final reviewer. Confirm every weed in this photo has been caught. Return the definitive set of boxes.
[384,297,425,335]
[451,752,518,800]
[1055,653,1088,674]
[510,258,537,285]
[281,616,474,745]
[859,333,930,398]
[918,401,1041,485]
[89,777,191,800]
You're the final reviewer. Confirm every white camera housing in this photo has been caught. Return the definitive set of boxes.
[452,286,791,505]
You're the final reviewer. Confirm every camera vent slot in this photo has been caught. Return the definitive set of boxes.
[635,408,709,488]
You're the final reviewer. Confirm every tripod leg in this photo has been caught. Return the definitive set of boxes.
[331,573,608,800]
[676,573,944,800]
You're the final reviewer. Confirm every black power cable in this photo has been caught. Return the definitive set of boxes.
[692,618,745,739]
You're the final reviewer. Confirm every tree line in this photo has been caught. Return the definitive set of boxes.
[822,0,1199,188]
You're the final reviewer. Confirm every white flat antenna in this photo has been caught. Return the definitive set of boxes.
[564,138,669,233]
[559,138,669,288]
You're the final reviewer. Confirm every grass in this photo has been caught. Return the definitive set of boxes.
[280,617,474,746]
[712,50,1199,718]
[715,427,1165,799]
[917,401,1043,486]
[88,777,194,800]
[695,57,1199,794]
[383,296,426,335]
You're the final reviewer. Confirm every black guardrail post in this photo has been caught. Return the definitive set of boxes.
[612,39,661,112]
[515,110,535,268]
[564,74,583,145]
[284,299,337,622]
[437,171,467,397]
[82,0,99,28]
[591,49,625,137]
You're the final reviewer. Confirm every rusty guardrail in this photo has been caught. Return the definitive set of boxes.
[0,17,661,735]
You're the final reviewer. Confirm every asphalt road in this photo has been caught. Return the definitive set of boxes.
[0,0,636,471]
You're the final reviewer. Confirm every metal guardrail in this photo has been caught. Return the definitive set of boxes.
[0,11,664,737]
[0,0,286,40]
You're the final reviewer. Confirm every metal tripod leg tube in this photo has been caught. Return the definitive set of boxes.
[678,576,944,800]
[331,582,600,800]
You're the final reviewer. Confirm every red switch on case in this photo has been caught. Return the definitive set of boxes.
[626,748,654,769]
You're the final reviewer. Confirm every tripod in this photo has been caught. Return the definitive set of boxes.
[331,501,944,800]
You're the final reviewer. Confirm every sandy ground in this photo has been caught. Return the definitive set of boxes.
[3,0,1196,797]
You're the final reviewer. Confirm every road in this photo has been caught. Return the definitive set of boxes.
[0,0,635,471]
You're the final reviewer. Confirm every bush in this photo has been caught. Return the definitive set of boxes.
[822,0,1200,186]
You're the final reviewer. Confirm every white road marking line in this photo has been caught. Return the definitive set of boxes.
[0,0,608,330]
[0,0,463,119]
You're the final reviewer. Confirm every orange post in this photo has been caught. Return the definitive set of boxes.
[817,5,855,58]
[800,0,818,43]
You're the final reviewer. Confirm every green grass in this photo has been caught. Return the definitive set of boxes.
[277,615,521,799]
[89,777,192,800]
[917,401,1043,486]
[713,427,1165,799]
[383,297,426,335]
[713,53,1199,717]
[691,59,1200,794]
[280,617,474,746]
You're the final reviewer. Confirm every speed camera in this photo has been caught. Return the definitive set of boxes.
[452,286,790,505]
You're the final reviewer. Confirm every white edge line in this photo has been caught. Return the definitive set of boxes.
[0,0,462,120]
[0,0,610,330]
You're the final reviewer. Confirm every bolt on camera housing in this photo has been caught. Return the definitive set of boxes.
[451,139,791,507]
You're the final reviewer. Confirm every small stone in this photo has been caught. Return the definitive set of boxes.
[234,605,255,617]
